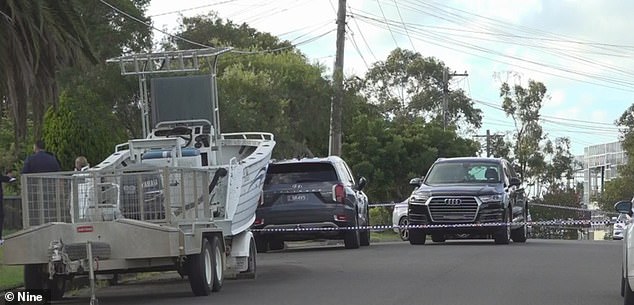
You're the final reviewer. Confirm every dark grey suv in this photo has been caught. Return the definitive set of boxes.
[252,157,370,251]
[407,157,527,245]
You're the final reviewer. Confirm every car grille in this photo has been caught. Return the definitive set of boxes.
[428,197,479,223]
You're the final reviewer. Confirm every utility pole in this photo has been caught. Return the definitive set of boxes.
[442,68,468,131]
[474,129,503,157]
[328,0,346,156]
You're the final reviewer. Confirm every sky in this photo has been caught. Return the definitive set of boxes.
[144,0,634,156]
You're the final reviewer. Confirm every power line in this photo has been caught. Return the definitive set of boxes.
[393,0,416,52]
[376,0,399,48]
[100,0,211,48]
[348,6,378,62]
[349,8,634,92]
[346,25,369,69]
[100,0,332,55]
[148,0,240,18]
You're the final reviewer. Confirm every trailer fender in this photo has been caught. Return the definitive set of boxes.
[230,231,253,258]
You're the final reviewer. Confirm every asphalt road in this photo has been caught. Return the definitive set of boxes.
[51,239,622,305]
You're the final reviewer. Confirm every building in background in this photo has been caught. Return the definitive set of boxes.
[582,141,627,204]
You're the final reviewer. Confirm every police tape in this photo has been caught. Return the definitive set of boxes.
[369,202,620,216]
[251,219,618,232]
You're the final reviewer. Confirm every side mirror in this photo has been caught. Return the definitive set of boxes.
[356,177,367,191]
[509,177,521,187]
[409,177,422,187]
[615,200,633,216]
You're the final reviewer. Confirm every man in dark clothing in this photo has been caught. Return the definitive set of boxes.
[0,169,17,245]
[22,140,61,174]
[22,140,61,225]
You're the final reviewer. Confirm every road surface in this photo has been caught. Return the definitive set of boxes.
[49,239,623,305]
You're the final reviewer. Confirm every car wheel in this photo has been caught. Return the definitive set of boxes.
[494,209,511,245]
[409,226,426,245]
[344,216,361,249]
[431,234,446,243]
[511,211,528,243]
[625,277,634,305]
[24,264,66,300]
[398,216,409,241]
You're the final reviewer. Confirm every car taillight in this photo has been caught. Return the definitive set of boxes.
[254,218,264,225]
[332,184,345,203]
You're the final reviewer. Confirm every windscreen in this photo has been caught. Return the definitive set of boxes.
[265,163,338,185]
[425,162,502,184]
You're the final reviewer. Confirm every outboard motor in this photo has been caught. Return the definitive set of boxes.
[119,164,165,220]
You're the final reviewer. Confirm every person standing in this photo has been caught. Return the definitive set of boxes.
[74,156,90,171]
[22,140,61,174]
[0,169,17,245]
[22,140,61,224]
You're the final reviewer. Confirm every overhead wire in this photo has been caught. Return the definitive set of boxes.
[349,11,634,92]
[376,0,399,48]
[350,1,634,90]
[348,4,378,62]
[100,0,334,55]
[148,0,241,18]
[392,0,416,52]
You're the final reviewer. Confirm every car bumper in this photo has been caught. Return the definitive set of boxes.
[408,203,506,234]
[614,229,624,240]
[253,205,356,241]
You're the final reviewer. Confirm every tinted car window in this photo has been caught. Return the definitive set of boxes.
[265,163,338,185]
[425,162,502,184]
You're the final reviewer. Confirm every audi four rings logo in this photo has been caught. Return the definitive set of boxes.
[444,198,462,205]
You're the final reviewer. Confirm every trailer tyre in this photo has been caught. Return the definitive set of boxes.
[210,236,224,292]
[24,264,66,300]
[188,238,215,296]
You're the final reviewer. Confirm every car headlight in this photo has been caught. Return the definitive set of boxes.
[479,194,503,203]
[410,192,431,204]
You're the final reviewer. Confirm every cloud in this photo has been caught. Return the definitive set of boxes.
[547,89,565,107]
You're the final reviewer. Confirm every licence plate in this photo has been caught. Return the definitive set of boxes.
[287,194,307,202]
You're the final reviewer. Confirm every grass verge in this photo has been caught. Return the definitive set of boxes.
[0,247,23,290]
[371,230,403,242]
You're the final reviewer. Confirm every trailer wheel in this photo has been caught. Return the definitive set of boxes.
[188,238,214,296]
[24,264,66,300]
[210,236,224,292]
[238,236,257,279]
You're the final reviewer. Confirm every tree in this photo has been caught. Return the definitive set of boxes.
[596,104,634,211]
[217,52,331,158]
[500,80,548,185]
[57,0,152,139]
[168,13,292,51]
[541,137,576,191]
[341,89,479,201]
[362,48,482,130]
[0,0,97,143]
[43,86,127,170]
[169,14,331,158]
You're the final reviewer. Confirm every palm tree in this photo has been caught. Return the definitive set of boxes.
[0,0,96,143]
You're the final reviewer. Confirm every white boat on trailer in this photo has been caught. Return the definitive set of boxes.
[3,48,275,302]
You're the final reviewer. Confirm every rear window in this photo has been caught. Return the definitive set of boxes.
[265,162,338,185]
